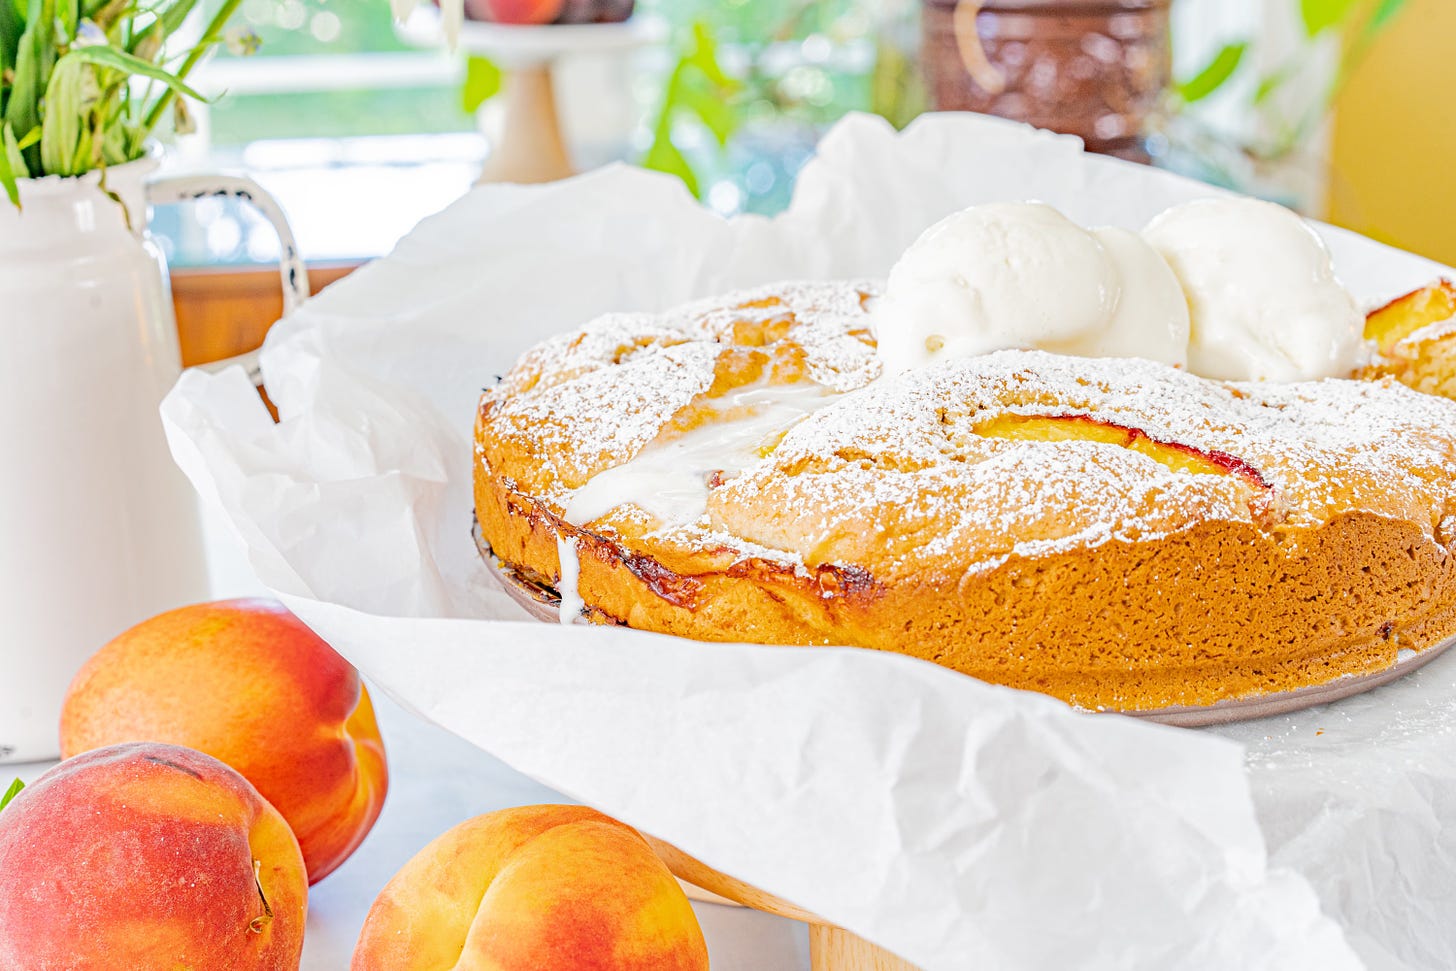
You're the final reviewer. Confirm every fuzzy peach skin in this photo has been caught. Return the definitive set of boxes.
[482,0,564,23]
[352,805,709,971]
[60,598,388,883]
[0,742,307,971]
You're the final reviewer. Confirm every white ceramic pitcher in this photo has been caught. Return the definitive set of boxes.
[0,156,307,763]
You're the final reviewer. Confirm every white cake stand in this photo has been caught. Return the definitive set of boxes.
[396,7,665,184]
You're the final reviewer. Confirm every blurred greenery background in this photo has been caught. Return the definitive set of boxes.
[207,0,465,140]
[179,0,1450,267]
[206,0,918,214]
[210,0,910,141]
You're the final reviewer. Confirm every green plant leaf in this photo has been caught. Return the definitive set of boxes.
[637,20,743,200]
[460,55,500,114]
[1367,0,1409,33]
[88,0,130,32]
[673,22,741,147]
[678,71,738,146]
[40,53,84,173]
[643,127,698,197]
[136,0,243,146]
[155,0,198,42]
[100,111,130,163]
[0,0,22,77]
[0,123,27,208]
[64,45,205,100]
[683,20,733,90]
[1251,61,1296,106]
[6,0,57,173]
[0,779,23,813]
[56,0,77,42]
[1299,0,1361,36]
[869,39,924,131]
[129,17,161,60]
[68,111,95,172]
[1175,41,1246,103]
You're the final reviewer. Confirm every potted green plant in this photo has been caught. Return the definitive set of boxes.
[1,0,243,203]
[0,0,306,764]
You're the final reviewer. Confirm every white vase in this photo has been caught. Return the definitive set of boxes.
[0,155,306,763]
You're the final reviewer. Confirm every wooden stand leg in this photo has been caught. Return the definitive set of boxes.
[809,924,924,971]
[646,836,925,971]
[477,63,574,185]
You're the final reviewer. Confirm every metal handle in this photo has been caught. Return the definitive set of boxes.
[148,173,310,384]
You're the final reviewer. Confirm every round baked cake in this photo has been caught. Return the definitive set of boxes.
[474,280,1456,711]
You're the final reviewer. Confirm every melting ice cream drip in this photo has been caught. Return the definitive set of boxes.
[564,381,840,530]
[556,535,584,625]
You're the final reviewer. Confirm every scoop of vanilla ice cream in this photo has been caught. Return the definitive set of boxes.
[1142,197,1365,382]
[1064,227,1190,363]
[873,202,1189,374]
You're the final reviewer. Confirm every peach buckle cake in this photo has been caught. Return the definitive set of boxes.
[474,199,1456,712]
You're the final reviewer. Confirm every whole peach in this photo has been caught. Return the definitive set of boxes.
[60,598,387,883]
[481,0,564,23]
[0,742,307,970]
[353,805,709,971]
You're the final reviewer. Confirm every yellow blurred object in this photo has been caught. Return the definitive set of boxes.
[1329,0,1456,265]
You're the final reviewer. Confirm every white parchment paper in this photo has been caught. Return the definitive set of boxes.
[162,113,1456,970]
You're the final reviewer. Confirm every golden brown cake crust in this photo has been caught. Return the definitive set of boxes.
[475,281,1456,711]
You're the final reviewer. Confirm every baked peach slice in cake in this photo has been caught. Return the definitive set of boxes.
[972,414,1269,487]
[1362,280,1456,400]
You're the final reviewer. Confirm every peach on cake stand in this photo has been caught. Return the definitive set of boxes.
[396,6,662,184]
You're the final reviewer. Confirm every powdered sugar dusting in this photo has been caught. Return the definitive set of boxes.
[483,281,880,495]
[500,340,722,489]
[481,282,1456,578]
[709,347,1456,577]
